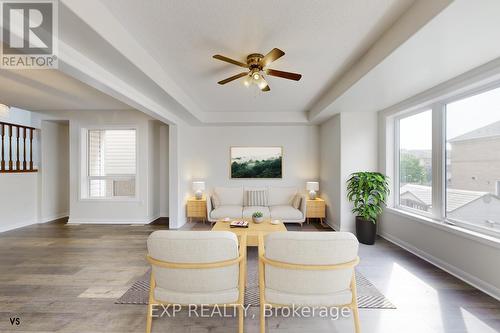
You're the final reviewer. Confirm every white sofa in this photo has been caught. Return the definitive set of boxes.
[206,186,307,224]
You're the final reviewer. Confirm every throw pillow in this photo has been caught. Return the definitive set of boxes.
[246,190,268,207]
[211,193,221,209]
[292,194,302,209]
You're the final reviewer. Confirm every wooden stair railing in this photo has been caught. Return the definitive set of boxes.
[0,121,37,173]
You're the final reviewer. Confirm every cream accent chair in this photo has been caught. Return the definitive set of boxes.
[146,231,247,333]
[258,232,361,333]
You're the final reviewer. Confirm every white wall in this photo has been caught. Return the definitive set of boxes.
[0,108,40,232]
[339,112,378,232]
[378,95,500,300]
[171,124,319,228]
[148,120,160,220]
[0,174,38,232]
[146,120,169,220]
[40,121,69,222]
[159,124,169,217]
[319,115,341,229]
[319,112,378,232]
[65,109,156,224]
[379,210,500,299]
[1,107,171,230]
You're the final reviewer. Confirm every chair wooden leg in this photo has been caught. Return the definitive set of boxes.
[146,304,153,333]
[146,272,156,333]
[238,305,244,333]
[350,270,361,333]
[352,306,361,333]
[260,304,266,333]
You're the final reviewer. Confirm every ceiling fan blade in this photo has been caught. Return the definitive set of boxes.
[260,76,270,92]
[213,55,248,68]
[266,68,302,81]
[262,48,285,67]
[217,72,248,85]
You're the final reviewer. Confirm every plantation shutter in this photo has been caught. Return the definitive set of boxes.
[88,129,136,176]
[87,129,136,198]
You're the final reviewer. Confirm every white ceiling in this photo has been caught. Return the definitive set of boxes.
[310,0,500,122]
[0,69,130,111]
[101,0,414,114]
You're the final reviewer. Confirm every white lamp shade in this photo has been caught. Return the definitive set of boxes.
[306,181,319,191]
[192,181,206,192]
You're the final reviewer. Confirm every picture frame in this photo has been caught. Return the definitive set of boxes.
[230,146,283,179]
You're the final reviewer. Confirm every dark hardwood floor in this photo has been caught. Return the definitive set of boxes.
[0,219,498,332]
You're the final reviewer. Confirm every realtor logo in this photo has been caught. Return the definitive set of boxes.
[0,0,58,68]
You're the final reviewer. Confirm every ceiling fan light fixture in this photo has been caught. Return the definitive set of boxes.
[213,48,301,92]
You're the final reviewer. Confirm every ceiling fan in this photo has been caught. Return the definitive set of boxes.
[213,48,302,92]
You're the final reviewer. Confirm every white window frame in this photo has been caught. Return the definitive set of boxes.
[391,80,500,239]
[394,107,435,219]
[79,126,139,202]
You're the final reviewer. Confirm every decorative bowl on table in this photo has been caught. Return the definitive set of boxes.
[252,212,264,223]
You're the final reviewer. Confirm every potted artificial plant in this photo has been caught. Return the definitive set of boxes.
[252,211,264,223]
[346,172,390,245]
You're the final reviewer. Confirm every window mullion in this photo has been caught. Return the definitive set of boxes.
[431,103,446,220]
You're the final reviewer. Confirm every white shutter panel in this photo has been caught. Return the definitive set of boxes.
[104,130,136,175]
[87,129,136,198]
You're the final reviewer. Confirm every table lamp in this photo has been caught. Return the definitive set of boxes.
[192,181,205,200]
[306,181,319,200]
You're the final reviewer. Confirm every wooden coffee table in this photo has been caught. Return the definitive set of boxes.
[211,219,287,246]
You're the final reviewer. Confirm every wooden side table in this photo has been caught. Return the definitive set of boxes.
[306,198,326,226]
[187,197,207,223]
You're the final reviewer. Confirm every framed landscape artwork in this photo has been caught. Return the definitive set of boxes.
[230,146,283,179]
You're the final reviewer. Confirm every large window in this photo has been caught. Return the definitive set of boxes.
[86,129,136,199]
[393,84,500,238]
[446,87,500,235]
[398,110,432,213]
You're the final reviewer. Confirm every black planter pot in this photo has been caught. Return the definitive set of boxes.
[355,216,377,245]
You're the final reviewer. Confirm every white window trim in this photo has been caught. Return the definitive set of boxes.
[385,207,500,249]
[393,107,434,220]
[79,126,140,202]
[386,67,500,241]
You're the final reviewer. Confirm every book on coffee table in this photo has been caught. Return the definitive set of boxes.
[230,220,248,228]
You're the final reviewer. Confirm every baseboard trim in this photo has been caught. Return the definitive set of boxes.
[380,232,500,301]
[68,217,154,225]
[41,212,69,224]
[0,213,70,233]
[0,220,38,233]
[324,218,339,231]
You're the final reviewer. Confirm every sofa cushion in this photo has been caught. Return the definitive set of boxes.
[214,187,244,206]
[155,287,239,305]
[147,231,239,295]
[210,205,243,219]
[245,189,268,207]
[264,232,358,297]
[243,187,267,205]
[265,288,353,307]
[242,206,270,219]
[268,187,297,206]
[270,205,303,220]
[211,194,221,209]
[292,194,302,209]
